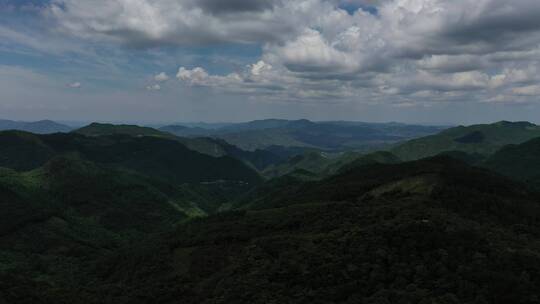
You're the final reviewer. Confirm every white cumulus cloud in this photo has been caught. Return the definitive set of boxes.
[154,72,170,82]
[43,0,540,105]
[146,84,161,91]
[68,82,81,88]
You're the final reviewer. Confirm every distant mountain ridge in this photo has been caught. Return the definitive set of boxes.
[160,119,447,151]
[0,119,72,134]
[74,122,169,138]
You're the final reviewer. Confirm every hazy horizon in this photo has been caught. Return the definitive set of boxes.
[1,115,529,128]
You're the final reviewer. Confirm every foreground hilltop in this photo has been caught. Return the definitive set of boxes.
[7,156,535,304]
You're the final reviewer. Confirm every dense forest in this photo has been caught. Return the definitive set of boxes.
[2,121,540,303]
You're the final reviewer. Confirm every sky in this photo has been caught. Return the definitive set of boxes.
[1,0,540,124]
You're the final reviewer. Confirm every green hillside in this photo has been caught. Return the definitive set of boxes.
[0,156,191,296]
[392,121,540,160]
[0,131,262,184]
[74,123,284,168]
[262,150,401,179]
[0,131,56,170]
[262,151,335,178]
[483,137,540,189]
[0,153,262,299]
[23,156,539,304]
[74,123,229,157]
[331,151,402,174]
[205,138,284,171]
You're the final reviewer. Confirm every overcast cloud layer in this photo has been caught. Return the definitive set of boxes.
[1,0,540,123]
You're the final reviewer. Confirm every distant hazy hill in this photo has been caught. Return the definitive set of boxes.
[159,124,212,137]
[0,130,262,184]
[161,119,446,151]
[0,119,72,134]
[392,121,540,160]
[75,122,169,138]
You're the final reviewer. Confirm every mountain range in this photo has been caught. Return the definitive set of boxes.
[160,119,448,151]
[2,120,540,302]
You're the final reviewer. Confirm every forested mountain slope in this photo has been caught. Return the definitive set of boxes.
[393,121,540,160]
[45,156,540,304]
[483,137,540,189]
[0,130,261,184]
[3,127,540,303]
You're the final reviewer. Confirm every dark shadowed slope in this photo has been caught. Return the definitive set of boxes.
[74,122,231,157]
[75,122,170,137]
[0,131,262,184]
[75,123,283,169]
[204,138,284,170]
[71,157,540,304]
[483,137,540,189]
[262,151,336,179]
[0,156,191,300]
[0,131,56,171]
